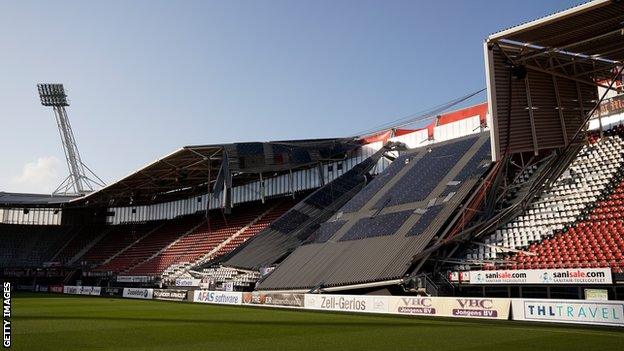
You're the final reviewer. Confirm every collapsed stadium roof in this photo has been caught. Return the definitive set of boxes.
[255,132,493,290]
[485,0,624,161]
[70,138,362,207]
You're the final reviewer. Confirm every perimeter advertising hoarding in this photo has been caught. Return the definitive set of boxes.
[122,288,154,300]
[79,286,102,296]
[153,289,188,301]
[469,268,612,285]
[62,286,101,295]
[511,299,624,327]
[304,294,389,314]
[175,278,200,287]
[63,286,80,295]
[101,287,123,297]
[388,296,510,320]
[585,289,609,301]
[242,292,305,307]
[193,291,242,305]
[117,276,151,283]
[49,285,63,293]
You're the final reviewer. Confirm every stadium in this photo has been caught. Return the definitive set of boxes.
[2,1,624,350]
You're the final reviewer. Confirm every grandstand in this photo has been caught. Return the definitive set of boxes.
[2,1,624,338]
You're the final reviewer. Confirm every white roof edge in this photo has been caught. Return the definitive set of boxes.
[488,0,610,42]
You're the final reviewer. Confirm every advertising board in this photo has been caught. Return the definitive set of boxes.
[63,286,80,295]
[175,278,200,287]
[122,288,154,300]
[153,289,188,301]
[304,294,388,314]
[511,299,624,327]
[193,291,242,305]
[388,296,510,319]
[469,268,612,285]
[79,286,102,296]
[101,287,123,297]
[49,285,63,294]
[242,292,305,307]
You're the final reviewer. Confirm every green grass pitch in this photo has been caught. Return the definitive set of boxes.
[10,293,624,351]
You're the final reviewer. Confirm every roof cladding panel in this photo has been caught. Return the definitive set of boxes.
[338,154,411,213]
[257,133,492,290]
[486,0,623,161]
[339,210,413,241]
[373,137,478,208]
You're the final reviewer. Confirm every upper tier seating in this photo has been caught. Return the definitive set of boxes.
[464,129,624,263]
[463,126,624,274]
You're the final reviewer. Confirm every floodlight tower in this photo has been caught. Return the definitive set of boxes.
[37,83,105,195]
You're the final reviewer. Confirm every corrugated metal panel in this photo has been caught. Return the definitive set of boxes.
[434,115,481,142]
[389,129,429,148]
[0,207,61,225]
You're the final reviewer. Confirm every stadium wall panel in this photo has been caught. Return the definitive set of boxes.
[0,207,61,225]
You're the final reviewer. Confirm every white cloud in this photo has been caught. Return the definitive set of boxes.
[10,156,62,193]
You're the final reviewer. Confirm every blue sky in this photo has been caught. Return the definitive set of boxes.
[0,0,581,193]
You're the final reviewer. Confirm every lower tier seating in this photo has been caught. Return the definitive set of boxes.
[0,224,76,267]
[53,226,106,265]
[95,216,202,274]
[507,166,624,273]
[124,201,291,276]
[79,222,161,265]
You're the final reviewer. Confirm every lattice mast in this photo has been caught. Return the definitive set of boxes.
[37,83,105,195]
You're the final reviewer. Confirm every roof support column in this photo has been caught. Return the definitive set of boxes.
[524,74,540,156]
[572,63,596,137]
[288,169,295,199]
[550,58,568,146]
[317,162,325,186]
[259,173,265,204]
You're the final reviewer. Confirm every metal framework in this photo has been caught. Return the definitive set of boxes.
[484,0,624,161]
[37,84,105,195]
